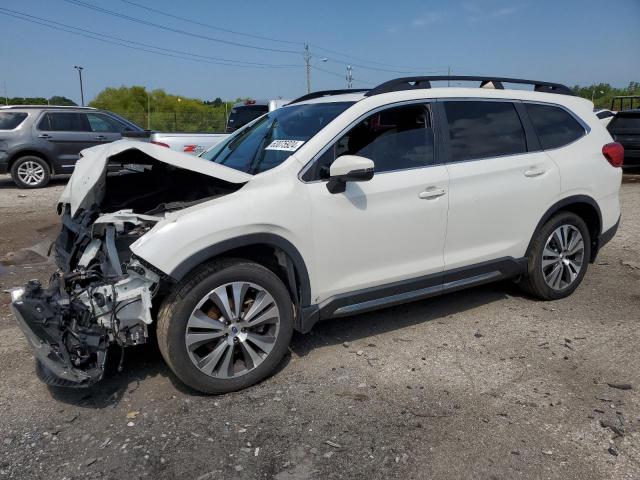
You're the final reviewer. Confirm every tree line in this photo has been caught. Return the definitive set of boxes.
[2,82,639,132]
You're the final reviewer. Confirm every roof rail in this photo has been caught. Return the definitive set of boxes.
[365,76,575,97]
[288,89,369,105]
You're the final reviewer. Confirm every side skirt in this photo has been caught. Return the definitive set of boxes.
[297,257,527,333]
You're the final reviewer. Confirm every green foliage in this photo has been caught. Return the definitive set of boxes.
[89,86,233,132]
[0,96,76,106]
[573,81,640,109]
[48,96,77,106]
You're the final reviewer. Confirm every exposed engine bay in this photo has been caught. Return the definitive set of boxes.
[10,143,245,386]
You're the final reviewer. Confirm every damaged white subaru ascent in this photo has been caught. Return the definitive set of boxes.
[10,77,622,394]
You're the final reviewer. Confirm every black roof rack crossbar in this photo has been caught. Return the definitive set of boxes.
[365,76,575,97]
[288,89,369,105]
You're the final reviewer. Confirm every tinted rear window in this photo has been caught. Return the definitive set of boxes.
[444,101,527,162]
[39,112,88,132]
[0,112,28,130]
[525,103,585,150]
[610,115,640,129]
[227,105,269,130]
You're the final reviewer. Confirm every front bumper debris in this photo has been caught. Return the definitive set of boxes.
[10,283,107,387]
[10,207,162,388]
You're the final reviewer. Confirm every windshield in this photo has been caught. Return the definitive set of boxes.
[202,101,353,174]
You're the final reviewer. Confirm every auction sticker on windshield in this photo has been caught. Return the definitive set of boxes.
[265,140,305,152]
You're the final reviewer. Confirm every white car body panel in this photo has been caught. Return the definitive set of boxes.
[305,166,449,302]
[444,150,561,269]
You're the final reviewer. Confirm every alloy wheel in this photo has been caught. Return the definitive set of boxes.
[17,161,45,186]
[185,281,281,379]
[541,225,585,291]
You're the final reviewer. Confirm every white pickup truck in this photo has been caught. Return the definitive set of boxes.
[139,98,291,156]
[148,132,229,156]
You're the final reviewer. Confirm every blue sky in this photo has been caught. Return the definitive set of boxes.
[1,0,639,104]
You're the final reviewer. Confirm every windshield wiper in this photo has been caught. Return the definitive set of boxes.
[248,119,279,173]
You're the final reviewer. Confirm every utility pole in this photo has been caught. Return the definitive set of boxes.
[447,66,451,86]
[346,65,353,89]
[2,81,7,105]
[74,65,84,106]
[147,91,150,130]
[304,44,312,94]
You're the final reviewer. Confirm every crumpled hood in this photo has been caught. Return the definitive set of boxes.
[58,140,252,216]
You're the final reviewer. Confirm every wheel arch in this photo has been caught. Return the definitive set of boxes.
[526,195,602,262]
[9,150,52,172]
[166,233,312,308]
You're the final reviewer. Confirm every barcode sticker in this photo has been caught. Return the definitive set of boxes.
[265,140,305,152]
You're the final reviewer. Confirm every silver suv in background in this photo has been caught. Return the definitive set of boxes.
[0,105,144,188]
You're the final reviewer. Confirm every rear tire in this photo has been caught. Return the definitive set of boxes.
[157,259,294,394]
[520,212,591,300]
[10,156,51,189]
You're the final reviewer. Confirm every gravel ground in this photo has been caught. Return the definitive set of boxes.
[0,173,639,480]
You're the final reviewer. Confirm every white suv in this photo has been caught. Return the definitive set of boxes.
[10,76,623,394]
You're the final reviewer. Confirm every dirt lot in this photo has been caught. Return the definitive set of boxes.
[0,173,639,480]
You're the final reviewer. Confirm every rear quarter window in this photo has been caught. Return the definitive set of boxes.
[0,112,28,130]
[525,103,585,150]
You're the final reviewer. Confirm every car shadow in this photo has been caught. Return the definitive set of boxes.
[0,175,69,189]
[47,280,526,407]
[289,280,526,357]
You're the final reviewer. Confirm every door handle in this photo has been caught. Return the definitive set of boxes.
[419,187,446,200]
[524,167,545,178]
[38,133,52,139]
[94,135,107,140]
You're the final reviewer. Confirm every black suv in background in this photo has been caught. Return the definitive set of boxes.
[607,109,640,168]
[0,106,143,188]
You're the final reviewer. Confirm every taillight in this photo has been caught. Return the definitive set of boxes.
[183,144,196,153]
[602,142,624,168]
[151,141,170,148]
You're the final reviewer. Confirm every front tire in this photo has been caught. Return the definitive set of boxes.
[521,212,591,300]
[157,259,294,394]
[10,156,51,189]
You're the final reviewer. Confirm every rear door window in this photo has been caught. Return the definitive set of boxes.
[38,112,89,132]
[0,112,28,130]
[443,101,527,162]
[525,103,585,150]
[86,113,124,133]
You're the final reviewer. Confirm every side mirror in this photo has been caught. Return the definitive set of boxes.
[326,155,375,194]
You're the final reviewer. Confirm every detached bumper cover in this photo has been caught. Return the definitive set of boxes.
[10,289,105,387]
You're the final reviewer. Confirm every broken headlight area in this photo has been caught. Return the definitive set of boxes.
[10,146,247,387]
[11,211,161,387]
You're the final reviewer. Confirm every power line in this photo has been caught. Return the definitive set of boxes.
[0,8,300,69]
[310,44,447,72]
[118,0,302,47]
[62,0,301,54]
[68,0,445,73]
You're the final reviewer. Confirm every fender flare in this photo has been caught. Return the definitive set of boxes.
[167,233,312,306]
[525,194,602,258]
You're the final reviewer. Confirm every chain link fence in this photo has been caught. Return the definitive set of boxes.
[115,111,228,132]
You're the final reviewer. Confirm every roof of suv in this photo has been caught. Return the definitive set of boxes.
[288,76,580,107]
